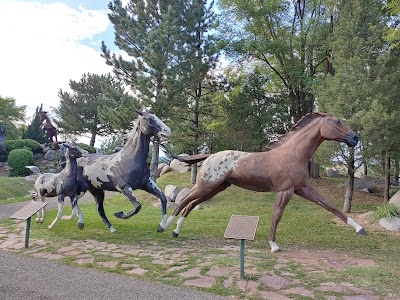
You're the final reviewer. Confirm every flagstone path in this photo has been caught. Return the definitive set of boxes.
[0,220,397,300]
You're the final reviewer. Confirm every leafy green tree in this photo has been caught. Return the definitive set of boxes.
[217,67,290,152]
[315,0,387,211]
[54,73,125,146]
[0,95,26,140]
[219,0,333,122]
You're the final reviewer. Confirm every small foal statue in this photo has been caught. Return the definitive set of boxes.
[27,143,83,229]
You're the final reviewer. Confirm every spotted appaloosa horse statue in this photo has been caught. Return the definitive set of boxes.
[161,112,367,252]
[77,110,171,232]
[27,143,84,229]
[38,111,58,142]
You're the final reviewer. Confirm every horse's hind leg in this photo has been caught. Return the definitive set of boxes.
[295,185,367,235]
[62,195,78,220]
[268,188,294,253]
[171,181,231,238]
[142,179,168,232]
[92,189,116,233]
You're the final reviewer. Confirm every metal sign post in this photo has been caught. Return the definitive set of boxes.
[224,215,259,279]
[10,201,48,248]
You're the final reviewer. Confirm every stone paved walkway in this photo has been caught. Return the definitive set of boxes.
[0,220,397,300]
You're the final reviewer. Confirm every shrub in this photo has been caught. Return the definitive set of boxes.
[0,139,42,162]
[77,143,96,154]
[7,148,34,177]
[373,203,399,220]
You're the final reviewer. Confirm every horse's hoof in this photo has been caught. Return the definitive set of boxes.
[114,211,124,218]
[35,218,40,223]
[172,231,179,238]
[157,225,165,233]
[271,248,281,253]
[77,223,84,230]
[357,228,368,236]
[47,225,53,230]
[109,226,117,233]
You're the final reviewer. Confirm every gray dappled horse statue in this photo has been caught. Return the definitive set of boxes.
[77,110,171,232]
[161,112,367,252]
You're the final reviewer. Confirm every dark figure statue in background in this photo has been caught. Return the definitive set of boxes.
[0,125,6,154]
[38,111,58,142]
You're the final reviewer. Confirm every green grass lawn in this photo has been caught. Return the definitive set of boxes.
[1,172,399,297]
[0,177,34,204]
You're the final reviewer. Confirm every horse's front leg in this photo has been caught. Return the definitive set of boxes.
[36,196,46,223]
[113,187,142,219]
[48,195,65,229]
[142,179,167,232]
[295,185,367,235]
[269,188,294,253]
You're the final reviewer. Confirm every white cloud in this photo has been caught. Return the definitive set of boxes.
[0,0,113,116]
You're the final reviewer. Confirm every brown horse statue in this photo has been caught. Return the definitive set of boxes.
[161,112,367,252]
[38,111,58,142]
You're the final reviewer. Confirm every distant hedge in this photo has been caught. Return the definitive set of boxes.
[0,139,42,162]
[7,148,35,177]
[77,143,96,154]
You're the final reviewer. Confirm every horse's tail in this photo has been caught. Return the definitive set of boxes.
[174,154,211,165]
[160,144,210,165]
[26,165,41,175]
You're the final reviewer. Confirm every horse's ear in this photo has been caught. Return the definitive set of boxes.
[135,109,143,116]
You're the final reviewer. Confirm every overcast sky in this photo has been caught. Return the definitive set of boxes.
[0,0,127,116]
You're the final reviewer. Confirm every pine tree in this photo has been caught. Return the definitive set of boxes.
[22,105,48,144]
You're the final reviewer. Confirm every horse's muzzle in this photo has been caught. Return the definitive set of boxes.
[346,133,359,147]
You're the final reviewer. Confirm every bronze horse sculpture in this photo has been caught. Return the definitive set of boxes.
[77,110,171,232]
[161,112,367,252]
[38,111,58,142]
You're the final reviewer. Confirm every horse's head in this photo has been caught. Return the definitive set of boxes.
[136,109,171,141]
[319,113,359,147]
[63,143,83,160]
[37,111,47,121]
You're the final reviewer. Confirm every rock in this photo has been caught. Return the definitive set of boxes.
[325,169,342,178]
[389,190,400,211]
[34,153,43,160]
[44,149,58,161]
[347,178,375,193]
[157,163,168,177]
[170,156,191,173]
[159,165,171,176]
[175,188,192,204]
[25,175,38,183]
[379,217,400,231]
[165,185,180,202]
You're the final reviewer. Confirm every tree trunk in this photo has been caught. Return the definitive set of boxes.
[308,157,320,178]
[191,163,197,184]
[343,147,355,213]
[150,138,160,182]
[394,159,399,186]
[384,150,390,202]
[90,131,96,147]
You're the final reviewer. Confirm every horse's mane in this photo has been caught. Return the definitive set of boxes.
[268,112,331,149]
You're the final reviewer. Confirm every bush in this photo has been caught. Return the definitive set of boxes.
[7,148,34,177]
[373,203,399,220]
[76,143,97,154]
[0,139,42,162]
